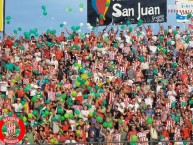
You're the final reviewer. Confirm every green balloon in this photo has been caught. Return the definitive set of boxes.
[146,117,153,124]
[113,43,119,48]
[64,113,69,119]
[1,94,6,99]
[6,21,10,25]
[34,33,39,37]
[118,119,123,124]
[32,110,38,116]
[61,93,66,99]
[189,100,193,105]
[121,25,125,29]
[171,102,176,108]
[96,116,103,123]
[19,46,25,50]
[126,20,131,26]
[129,27,133,32]
[2,125,7,132]
[33,121,39,127]
[75,110,80,114]
[76,26,80,31]
[71,26,76,31]
[42,5,46,10]
[107,122,113,128]
[79,3,84,8]
[99,14,104,19]
[31,96,38,102]
[71,91,77,97]
[174,116,180,122]
[8,112,13,116]
[22,116,27,122]
[43,11,47,16]
[60,23,64,27]
[106,2,110,7]
[103,122,108,128]
[28,113,33,119]
[131,135,138,142]
[6,16,11,20]
[13,30,17,34]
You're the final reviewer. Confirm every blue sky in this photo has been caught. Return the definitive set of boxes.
[1,0,185,37]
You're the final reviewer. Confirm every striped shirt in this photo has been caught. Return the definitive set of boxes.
[137,130,149,145]
[109,92,116,104]
[48,91,56,101]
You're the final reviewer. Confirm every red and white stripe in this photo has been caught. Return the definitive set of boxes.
[7,123,16,135]
[64,83,72,89]
[23,78,29,85]
[137,130,149,145]
[48,91,56,101]
[166,120,175,130]
[109,92,116,104]
[120,66,127,74]
[122,47,130,54]
[97,63,103,70]
[109,51,115,60]
[38,65,43,73]
[116,56,123,64]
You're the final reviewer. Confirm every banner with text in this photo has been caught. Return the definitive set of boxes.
[0,0,4,32]
[87,0,167,26]
[176,0,193,22]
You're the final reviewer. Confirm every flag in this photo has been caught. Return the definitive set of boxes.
[0,0,4,32]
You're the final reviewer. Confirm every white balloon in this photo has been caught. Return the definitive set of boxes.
[184,43,189,50]
[80,23,84,26]
[152,36,158,42]
[77,29,81,33]
[63,21,67,25]
[86,23,91,27]
[103,33,108,38]
[79,8,83,12]
[116,37,121,41]
[171,41,175,45]
[175,34,180,40]
[87,26,92,31]
[86,34,89,38]
[168,29,172,33]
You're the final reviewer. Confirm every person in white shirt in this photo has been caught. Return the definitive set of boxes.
[0,78,8,94]
[81,106,90,121]
[50,56,58,69]
[93,69,103,83]
[12,98,23,113]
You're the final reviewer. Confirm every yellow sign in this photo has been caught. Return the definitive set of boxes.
[0,0,4,32]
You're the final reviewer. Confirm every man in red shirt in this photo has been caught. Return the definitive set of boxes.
[3,36,13,48]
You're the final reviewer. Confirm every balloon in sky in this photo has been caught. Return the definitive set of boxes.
[79,8,83,12]
[80,22,84,26]
[79,3,84,8]
[66,8,73,12]
[91,0,110,20]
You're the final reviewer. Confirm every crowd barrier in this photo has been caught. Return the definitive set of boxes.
[12,140,193,145]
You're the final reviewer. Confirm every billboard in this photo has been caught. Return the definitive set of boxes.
[0,0,4,32]
[87,0,167,26]
[176,0,193,22]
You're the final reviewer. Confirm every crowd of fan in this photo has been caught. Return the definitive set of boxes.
[0,24,193,145]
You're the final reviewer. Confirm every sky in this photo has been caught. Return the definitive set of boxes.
[0,0,186,38]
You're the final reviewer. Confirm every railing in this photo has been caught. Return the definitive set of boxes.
[12,140,193,145]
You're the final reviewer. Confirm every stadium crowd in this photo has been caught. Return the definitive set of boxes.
[0,23,193,145]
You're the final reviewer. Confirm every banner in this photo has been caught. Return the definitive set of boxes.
[87,0,167,26]
[176,0,193,22]
[0,0,4,32]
